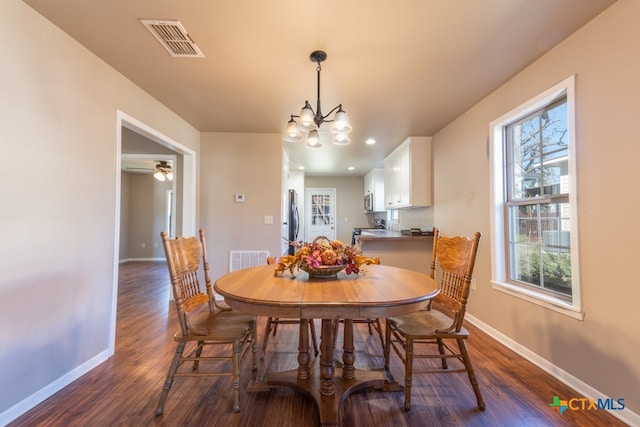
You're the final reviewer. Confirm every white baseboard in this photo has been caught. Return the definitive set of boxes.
[0,349,112,426]
[119,257,165,263]
[465,314,638,426]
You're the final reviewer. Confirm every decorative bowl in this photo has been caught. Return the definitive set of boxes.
[300,264,347,279]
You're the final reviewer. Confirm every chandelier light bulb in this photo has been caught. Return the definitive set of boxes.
[332,132,351,145]
[298,102,316,131]
[284,117,303,142]
[307,129,320,146]
[154,171,166,181]
[330,108,352,134]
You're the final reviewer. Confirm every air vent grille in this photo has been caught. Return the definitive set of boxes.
[140,19,204,58]
[229,251,270,272]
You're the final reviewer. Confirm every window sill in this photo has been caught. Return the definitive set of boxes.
[491,280,584,321]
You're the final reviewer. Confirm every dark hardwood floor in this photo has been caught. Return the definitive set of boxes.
[9,261,627,427]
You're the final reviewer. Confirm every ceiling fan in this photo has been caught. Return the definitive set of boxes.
[153,161,174,181]
[122,159,174,181]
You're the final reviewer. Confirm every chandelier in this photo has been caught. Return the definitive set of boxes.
[283,50,352,148]
[153,161,174,182]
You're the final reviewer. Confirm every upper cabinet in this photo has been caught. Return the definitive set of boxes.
[383,137,432,209]
[364,168,385,212]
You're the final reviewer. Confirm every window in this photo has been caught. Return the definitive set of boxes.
[490,76,582,319]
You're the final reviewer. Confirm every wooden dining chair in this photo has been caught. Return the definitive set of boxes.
[262,256,318,359]
[155,229,257,416]
[384,228,485,411]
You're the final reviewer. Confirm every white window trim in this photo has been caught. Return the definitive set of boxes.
[489,75,583,320]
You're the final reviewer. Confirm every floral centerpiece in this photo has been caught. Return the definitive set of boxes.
[274,236,380,279]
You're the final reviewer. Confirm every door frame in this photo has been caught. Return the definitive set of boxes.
[305,187,337,242]
[110,110,197,354]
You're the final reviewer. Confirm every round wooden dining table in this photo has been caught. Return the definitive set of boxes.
[214,264,439,426]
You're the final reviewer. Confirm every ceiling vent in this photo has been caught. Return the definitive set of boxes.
[140,19,204,58]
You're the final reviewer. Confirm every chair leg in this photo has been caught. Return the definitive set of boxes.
[260,317,274,360]
[192,340,204,371]
[251,322,258,370]
[155,341,186,416]
[374,318,385,350]
[457,338,486,411]
[437,338,448,369]
[384,319,391,370]
[232,339,242,413]
[404,337,414,411]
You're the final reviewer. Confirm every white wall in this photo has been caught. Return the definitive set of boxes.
[199,132,283,281]
[433,0,640,418]
[0,1,200,422]
[124,173,173,260]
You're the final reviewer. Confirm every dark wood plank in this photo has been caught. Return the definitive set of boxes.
[9,261,626,427]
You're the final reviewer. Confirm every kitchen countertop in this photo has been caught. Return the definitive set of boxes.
[356,229,434,274]
[357,229,433,241]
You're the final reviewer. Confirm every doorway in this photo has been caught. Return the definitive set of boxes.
[305,188,336,241]
[110,110,197,353]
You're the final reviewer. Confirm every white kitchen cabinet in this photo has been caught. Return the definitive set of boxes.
[383,153,398,208]
[383,136,431,209]
[364,168,385,212]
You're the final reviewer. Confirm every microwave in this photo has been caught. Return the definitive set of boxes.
[364,193,373,212]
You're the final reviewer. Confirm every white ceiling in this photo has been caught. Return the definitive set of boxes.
[24,0,615,176]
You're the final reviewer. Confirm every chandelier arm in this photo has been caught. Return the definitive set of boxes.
[318,104,344,123]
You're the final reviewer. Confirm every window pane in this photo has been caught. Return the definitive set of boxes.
[509,116,543,199]
[541,159,567,194]
[508,202,571,296]
[510,241,540,286]
[508,101,570,200]
[541,250,572,294]
[541,102,568,196]
[541,102,568,156]
[509,204,539,242]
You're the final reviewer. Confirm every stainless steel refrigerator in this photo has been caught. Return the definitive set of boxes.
[287,189,299,255]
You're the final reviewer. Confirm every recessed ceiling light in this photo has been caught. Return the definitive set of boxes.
[298,166,305,170]
[365,138,376,145]
[348,166,355,171]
